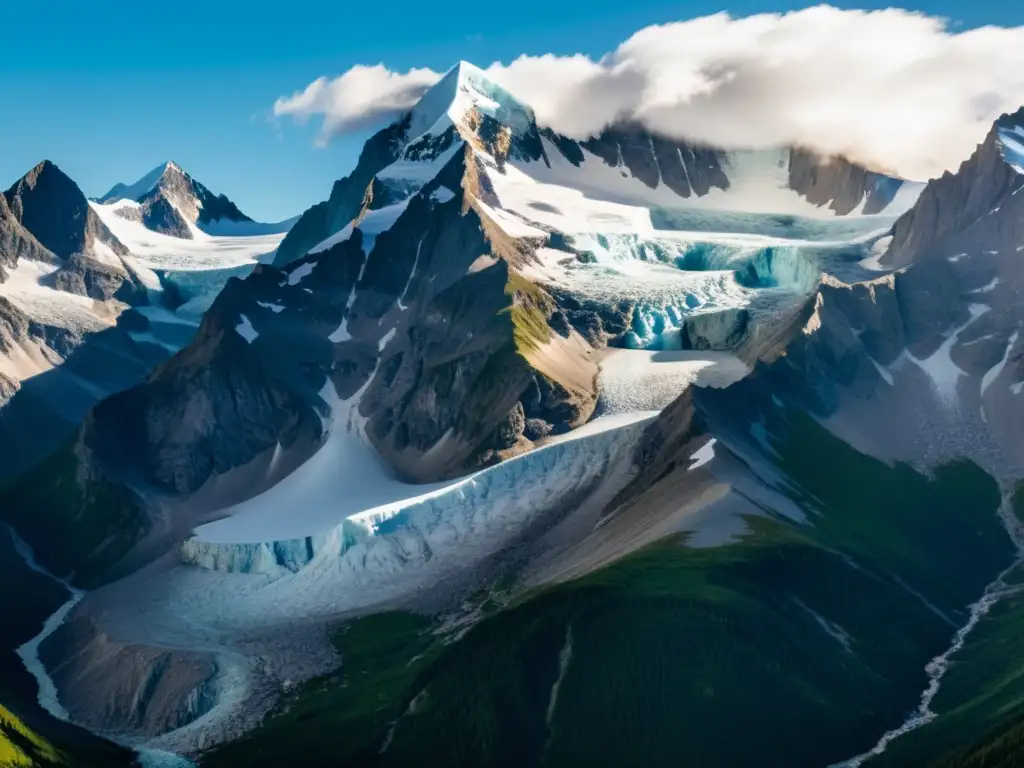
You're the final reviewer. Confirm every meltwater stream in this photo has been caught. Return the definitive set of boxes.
[831,492,1024,767]
[7,524,196,768]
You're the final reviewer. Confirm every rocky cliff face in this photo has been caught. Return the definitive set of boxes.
[0,62,922,589]
[76,146,596,504]
[43,615,219,738]
[275,62,917,277]
[788,148,911,215]
[884,107,1024,268]
[272,118,410,267]
[0,193,52,281]
[1,160,149,302]
[551,122,733,198]
[4,161,127,261]
[645,236,1024,481]
[51,253,146,303]
[86,273,321,496]
[727,108,1024,457]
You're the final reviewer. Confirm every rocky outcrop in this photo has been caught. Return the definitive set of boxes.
[0,295,77,366]
[0,193,52,281]
[575,123,732,198]
[530,124,913,215]
[0,372,16,405]
[138,192,193,238]
[43,615,218,738]
[52,253,146,303]
[272,117,410,267]
[788,149,909,215]
[884,108,1024,267]
[4,160,128,261]
[85,275,321,496]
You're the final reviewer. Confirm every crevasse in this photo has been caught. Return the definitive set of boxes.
[181,416,653,581]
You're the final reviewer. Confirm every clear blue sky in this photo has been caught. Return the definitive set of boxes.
[2,0,1020,221]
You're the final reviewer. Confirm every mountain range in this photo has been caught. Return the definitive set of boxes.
[2,59,1024,768]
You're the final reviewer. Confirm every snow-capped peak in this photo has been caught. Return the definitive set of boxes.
[97,161,176,204]
[405,60,534,143]
[93,160,260,240]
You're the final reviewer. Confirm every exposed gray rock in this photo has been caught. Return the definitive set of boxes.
[489,401,526,450]
[788,148,913,215]
[98,161,255,239]
[885,107,1024,267]
[86,275,322,495]
[523,417,552,441]
[43,615,218,738]
[679,309,751,351]
[273,117,410,267]
[46,147,595,515]
[0,370,18,406]
[4,160,128,261]
[139,193,192,239]
[52,253,146,303]
[543,122,732,199]
[0,295,77,365]
[0,191,53,279]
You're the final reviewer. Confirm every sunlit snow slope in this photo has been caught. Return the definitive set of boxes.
[90,200,287,330]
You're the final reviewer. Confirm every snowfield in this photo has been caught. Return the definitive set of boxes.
[0,258,118,335]
[0,259,120,383]
[90,200,288,324]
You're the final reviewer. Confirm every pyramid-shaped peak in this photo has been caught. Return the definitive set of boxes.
[405,60,533,141]
[17,159,73,187]
[97,161,187,204]
[33,159,60,173]
[161,160,188,178]
[448,60,489,81]
[6,160,84,205]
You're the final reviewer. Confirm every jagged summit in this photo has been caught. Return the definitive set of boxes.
[275,59,923,268]
[96,160,254,239]
[96,161,177,204]
[884,104,1024,267]
[4,159,128,262]
[406,60,534,142]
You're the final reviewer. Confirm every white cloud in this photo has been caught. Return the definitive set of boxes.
[273,64,441,147]
[274,7,1024,179]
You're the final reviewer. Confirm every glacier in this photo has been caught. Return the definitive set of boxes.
[89,199,288,346]
[181,347,747,587]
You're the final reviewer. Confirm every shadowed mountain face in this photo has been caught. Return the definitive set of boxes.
[1,160,148,303]
[272,119,411,268]
[0,193,51,282]
[884,107,1024,269]
[4,161,127,261]
[0,161,173,489]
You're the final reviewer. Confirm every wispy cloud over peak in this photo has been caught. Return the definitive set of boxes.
[273,7,1024,178]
